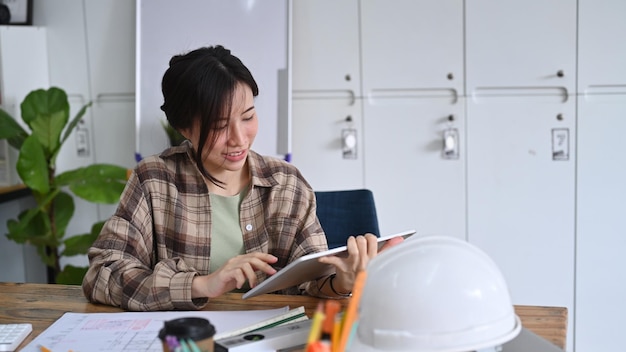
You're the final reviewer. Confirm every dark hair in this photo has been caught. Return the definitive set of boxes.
[160,45,259,185]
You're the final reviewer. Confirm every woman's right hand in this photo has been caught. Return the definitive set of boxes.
[191,252,278,299]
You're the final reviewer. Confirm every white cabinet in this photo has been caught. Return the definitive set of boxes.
[466,96,575,337]
[360,0,464,95]
[363,96,466,238]
[578,0,626,90]
[576,1,626,350]
[291,0,360,94]
[291,95,364,191]
[84,0,136,168]
[576,93,626,352]
[465,0,576,92]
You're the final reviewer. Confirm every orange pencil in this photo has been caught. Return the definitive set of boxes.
[337,270,367,352]
[322,300,341,339]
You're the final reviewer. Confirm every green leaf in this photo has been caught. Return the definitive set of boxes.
[6,209,51,246]
[0,107,29,149]
[21,88,70,159]
[61,232,98,257]
[61,101,92,145]
[21,87,69,126]
[56,265,88,285]
[35,245,57,268]
[17,136,50,193]
[61,221,102,257]
[57,164,127,204]
[52,191,75,241]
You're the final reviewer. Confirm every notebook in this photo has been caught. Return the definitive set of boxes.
[242,229,416,299]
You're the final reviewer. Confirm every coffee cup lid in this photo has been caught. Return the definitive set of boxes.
[158,317,216,341]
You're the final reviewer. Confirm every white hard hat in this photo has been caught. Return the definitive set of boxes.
[347,235,521,352]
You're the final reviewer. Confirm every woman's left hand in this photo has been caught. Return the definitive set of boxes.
[318,233,404,294]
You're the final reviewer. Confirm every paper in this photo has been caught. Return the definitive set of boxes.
[21,307,289,352]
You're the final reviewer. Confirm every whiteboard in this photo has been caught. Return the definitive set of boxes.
[136,0,289,160]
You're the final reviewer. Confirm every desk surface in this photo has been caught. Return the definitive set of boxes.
[0,184,31,204]
[0,282,567,350]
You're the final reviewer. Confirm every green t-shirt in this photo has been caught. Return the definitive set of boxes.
[209,191,246,273]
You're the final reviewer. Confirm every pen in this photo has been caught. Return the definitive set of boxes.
[337,270,367,352]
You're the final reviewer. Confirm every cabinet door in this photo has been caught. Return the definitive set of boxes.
[363,96,466,238]
[466,96,575,343]
[85,0,137,168]
[360,0,464,95]
[84,0,135,94]
[578,0,626,89]
[576,93,626,351]
[291,0,360,94]
[466,0,576,92]
[291,95,364,191]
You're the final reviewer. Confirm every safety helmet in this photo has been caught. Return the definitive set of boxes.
[347,235,521,352]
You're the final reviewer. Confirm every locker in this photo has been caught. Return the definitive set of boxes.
[291,95,364,191]
[578,0,626,90]
[363,96,466,238]
[466,0,576,92]
[291,0,361,94]
[576,93,626,351]
[360,0,464,95]
[466,95,575,348]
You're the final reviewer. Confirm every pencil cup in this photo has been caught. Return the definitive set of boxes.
[158,317,216,352]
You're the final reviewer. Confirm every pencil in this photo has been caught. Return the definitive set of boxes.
[322,300,341,338]
[307,301,325,345]
[337,270,367,351]
[38,345,52,352]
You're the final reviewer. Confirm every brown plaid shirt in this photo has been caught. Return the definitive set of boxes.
[82,141,328,311]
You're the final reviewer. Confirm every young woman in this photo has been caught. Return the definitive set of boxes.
[82,45,401,311]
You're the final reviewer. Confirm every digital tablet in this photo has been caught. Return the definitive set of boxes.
[242,229,416,299]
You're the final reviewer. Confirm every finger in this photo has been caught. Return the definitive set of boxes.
[364,233,378,257]
[345,235,358,256]
[248,257,278,275]
[240,263,259,288]
[355,235,369,270]
[245,252,279,264]
[379,236,404,253]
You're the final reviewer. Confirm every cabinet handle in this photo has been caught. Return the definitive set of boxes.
[345,74,351,82]
[447,73,454,80]
[557,113,563,121]
[557,70,564,78]
[345,115,353,122]
[448,114,454,122]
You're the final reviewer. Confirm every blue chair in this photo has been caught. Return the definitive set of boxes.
[314,189,381,249]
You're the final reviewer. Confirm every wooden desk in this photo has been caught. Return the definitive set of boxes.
[0,184,31,204]
[0,282,567,350]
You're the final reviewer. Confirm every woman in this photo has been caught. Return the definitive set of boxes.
[82,45,400,311]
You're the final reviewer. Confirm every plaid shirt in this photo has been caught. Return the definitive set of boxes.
[82,141,328,311]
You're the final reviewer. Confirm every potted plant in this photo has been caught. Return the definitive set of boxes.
[0,87,128,285]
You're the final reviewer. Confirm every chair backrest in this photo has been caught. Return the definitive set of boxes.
[314,189,380,249]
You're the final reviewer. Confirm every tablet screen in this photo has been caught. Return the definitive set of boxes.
[242,229,416,299]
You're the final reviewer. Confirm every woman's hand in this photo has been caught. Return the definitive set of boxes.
[318,233,404,294]
[191,252,278,299]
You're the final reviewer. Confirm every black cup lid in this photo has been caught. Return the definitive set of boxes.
[158,317,216,341]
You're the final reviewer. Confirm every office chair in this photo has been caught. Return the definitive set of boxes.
[314,189,381,249]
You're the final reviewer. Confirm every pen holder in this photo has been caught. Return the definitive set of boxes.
[158,317,216,352]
